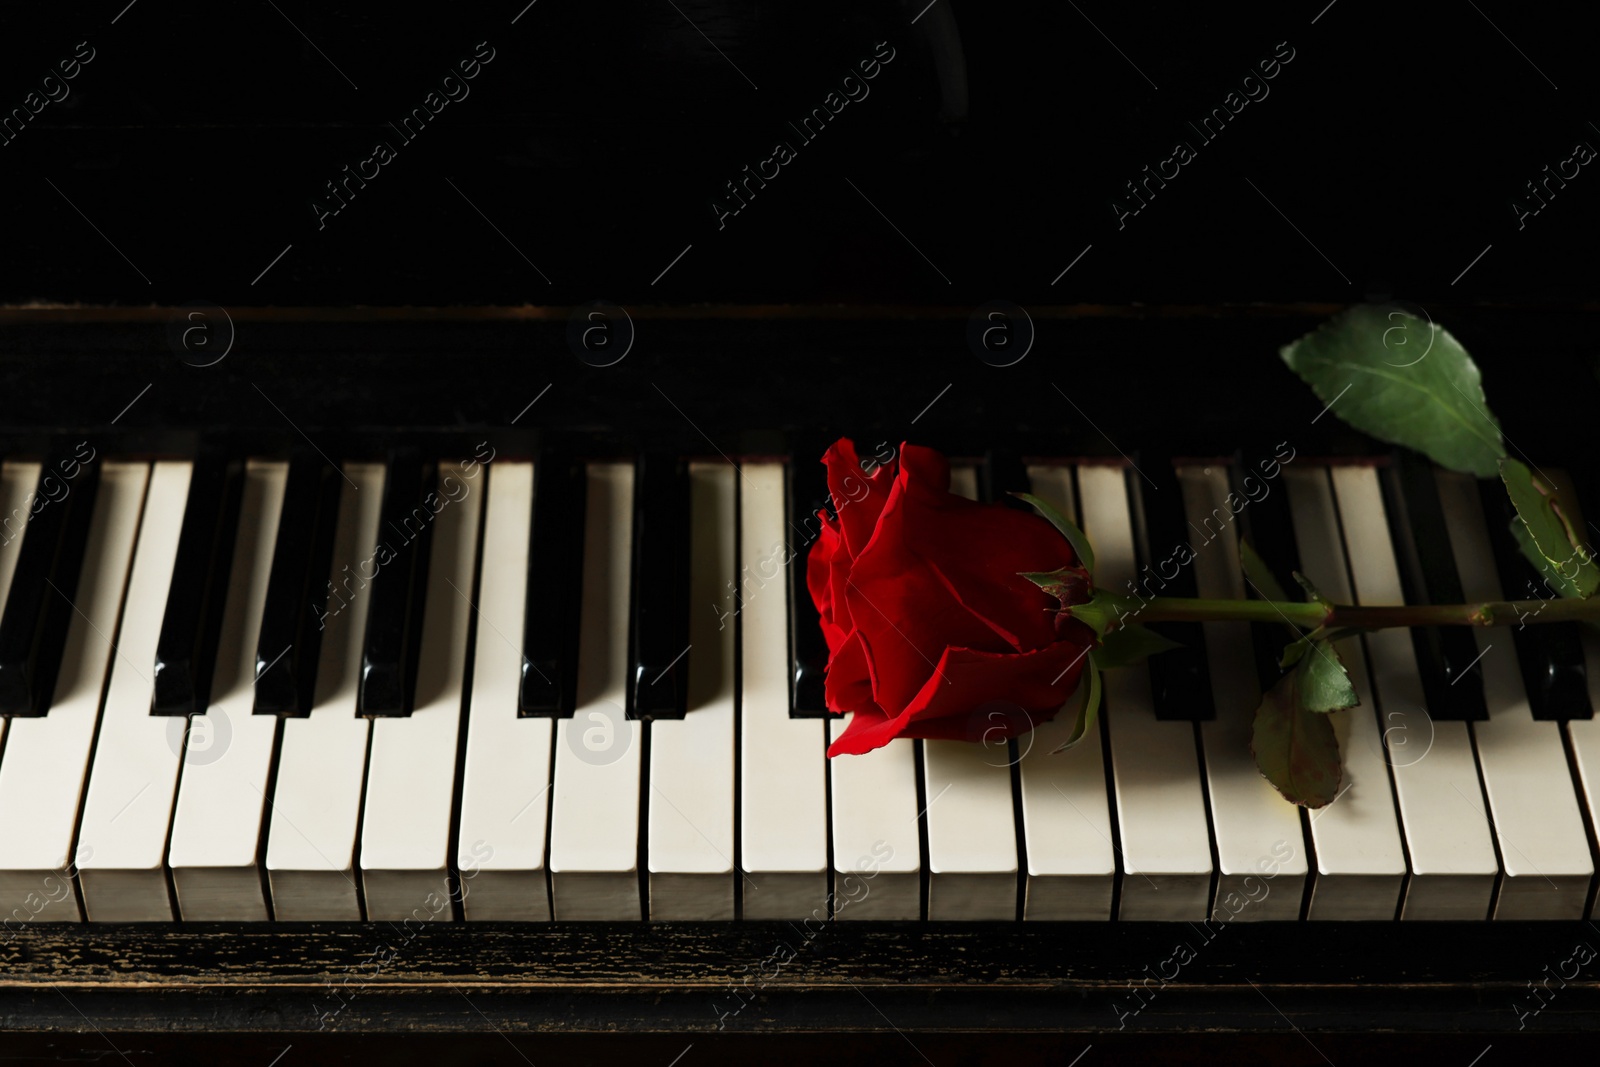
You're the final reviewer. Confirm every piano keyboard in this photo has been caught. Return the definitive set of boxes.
[1,450,1598,924]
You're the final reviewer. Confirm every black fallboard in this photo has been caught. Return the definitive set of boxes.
[0,303,1592,463]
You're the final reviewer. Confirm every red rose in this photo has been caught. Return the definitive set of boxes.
[808,439,1097,757]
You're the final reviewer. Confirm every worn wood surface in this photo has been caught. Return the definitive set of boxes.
[2,921,1598,1034]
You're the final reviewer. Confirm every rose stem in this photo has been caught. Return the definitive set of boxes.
[1127,596,1599,630]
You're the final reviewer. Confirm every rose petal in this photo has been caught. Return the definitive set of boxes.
[896,443,1079,648]
[823,628,881,714]
[823,439,897,558]
[805,515,852,655]
[844,465,1066,712]
[825,641,1092,757]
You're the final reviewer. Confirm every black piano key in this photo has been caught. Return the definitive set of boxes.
[0,454,100,716]
[629,452,690,721]
[359,454,437,718]
[982,448,1032,511]
[152,452,245,717]
[519,451,586,717]
[254,458,342,716]
[788,439,833,718]
[1230,454,1303,697]
[1477,476,1592,721]
[1379,453,1488,721]
[1127,458,1214,721]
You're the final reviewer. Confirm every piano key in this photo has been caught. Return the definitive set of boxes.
[0,463,143,922]
[0,459,37,766]
[629,453,691,720]
[152,451,244,716]
[0,454,99,717]
[1229,454,1303,696]
[1569,632,1600,915]
[1281,467,1407,920]
[519,449,584,717]
[549,463,644,920]
[647,462,736,919]
[1380,454,1488,720]
[983,448,1032,512]
[1434,468,1593,918]
[167,461,288,920]
[359,458,481,920]
[1129,457,1214,721]
[264,464,383,920]
[359,453,436,718]
[738,462,828,919]
[1476,477,1592,720]
[1076,464,1211,920]
[1018,464,1114,921]
[1179,464,1309,921]
[827,718,922,920]
[254,457,342,716]
[457,461,552,919]
[787,438,832,717]
[77,461,193,920]
[0,462,35,598]
[1520,465,1597,709]
[917,464,1018,920]
[1329,464,1498,920]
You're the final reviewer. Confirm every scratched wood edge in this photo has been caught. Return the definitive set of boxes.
[4,922,1596,979]
[1,922,1598,1033]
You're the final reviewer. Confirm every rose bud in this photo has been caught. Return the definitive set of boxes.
[807,439,1097,757]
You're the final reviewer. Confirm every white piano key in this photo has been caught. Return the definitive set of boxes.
[1076,464,1212,920]
[76,461,192,920]
[1018,465,1114,921]
[918,465,1018,920]
[1435,468,1592,919]
[549,463,643,920]
[1570,632,1600,917]
[359,462,482,921]
[1330,464,1498,919]
[738,462,828,920]
[0,463,145,924]
[167,462,287,920]
[265,464,383,921]
[1179,465,1308,921]
[1281,467,1407,920]
[455,461,552,920]
[828,719,921,920]
[0,462,42,763]
[647,462,736,920]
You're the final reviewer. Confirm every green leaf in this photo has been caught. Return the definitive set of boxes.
[1250,667,1345,807]
[1500,458,1598,598]
[1013,492,1095,574]
[1239,538,1291,604]
[1091,623,1181,670]
[1280,637,1311,669]
[1051,659,1101,753]
[1510,520,1587,600]
[1280,305,1506,477]
[1295,640,1358,713]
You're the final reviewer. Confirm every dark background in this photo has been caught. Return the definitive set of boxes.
[0,0,1594,308]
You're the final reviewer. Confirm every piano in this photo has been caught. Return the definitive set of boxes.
[0,306,1597,1065]
[6,0,1600,1060]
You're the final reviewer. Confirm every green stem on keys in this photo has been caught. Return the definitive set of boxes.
[1127,595,1597,630]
